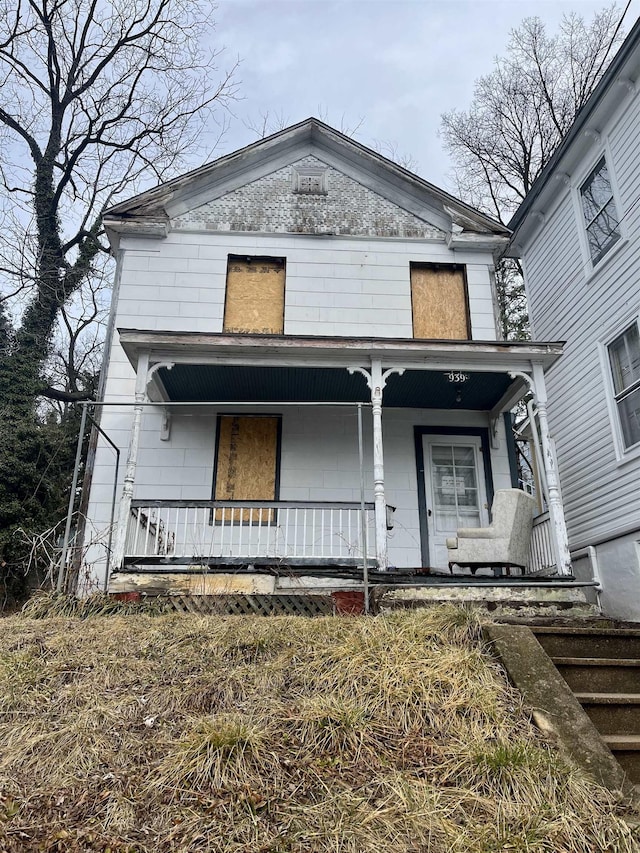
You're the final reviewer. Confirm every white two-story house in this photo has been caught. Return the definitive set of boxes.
[80,118,570,598]
[509,19,640,622]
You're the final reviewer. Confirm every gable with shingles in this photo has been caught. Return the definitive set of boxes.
[173,156,445,239]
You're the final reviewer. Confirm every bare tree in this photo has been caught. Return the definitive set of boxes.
[244,108,416,172]
[0,0,237,594]
[0,0,237,405]
[441,5,628,224]
[440,5,628,342]
[243,109,292,140]
[370,138,417,173]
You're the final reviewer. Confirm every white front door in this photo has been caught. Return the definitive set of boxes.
[423,435,490,569]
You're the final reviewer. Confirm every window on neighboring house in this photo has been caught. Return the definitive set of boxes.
[223,256,286,334]
[410,263,470,339]
[608,322,640,449]
[580,156,621,265]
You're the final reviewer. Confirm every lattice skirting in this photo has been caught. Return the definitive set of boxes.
[156,593,336,617]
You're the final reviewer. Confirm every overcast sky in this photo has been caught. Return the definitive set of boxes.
[208,0,640,194]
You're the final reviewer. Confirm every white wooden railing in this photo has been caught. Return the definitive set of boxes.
[125,500,375,565]
[528,511,556,574]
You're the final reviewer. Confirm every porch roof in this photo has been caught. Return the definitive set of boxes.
[156,363,516,409]
[118,330,564,411]
[119,329,564,368]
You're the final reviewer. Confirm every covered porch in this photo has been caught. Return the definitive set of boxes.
[98,331,569,588]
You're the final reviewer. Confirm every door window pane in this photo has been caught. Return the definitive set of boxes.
[453,446,475,465]
[431,443,481,530]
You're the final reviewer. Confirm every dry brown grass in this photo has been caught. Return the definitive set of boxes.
[0,605,637,852]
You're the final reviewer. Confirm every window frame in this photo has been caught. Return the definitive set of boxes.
[210,413,283,524]
[223,254,286,335]
[600,316,640,462]
[574,149,623,272]
[409,262,471,341]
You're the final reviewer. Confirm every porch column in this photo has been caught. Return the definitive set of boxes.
[370,359,388,570]
[111,351,149,576]
[531,362,572,576]
[350,360,404,571]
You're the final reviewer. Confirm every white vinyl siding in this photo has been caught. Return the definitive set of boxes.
[114,232,498,340]
[86,405,513,584]
[520,85,640,549]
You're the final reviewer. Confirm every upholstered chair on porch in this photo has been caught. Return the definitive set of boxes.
[446,488,537,575]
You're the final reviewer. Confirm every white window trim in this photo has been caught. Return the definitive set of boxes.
[571,144,625,277]
[599,312,640,465]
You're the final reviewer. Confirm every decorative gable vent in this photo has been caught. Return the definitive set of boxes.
[292,165,328,195]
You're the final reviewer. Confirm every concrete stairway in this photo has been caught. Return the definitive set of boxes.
[532,626,640,785]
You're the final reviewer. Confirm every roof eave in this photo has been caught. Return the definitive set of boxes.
[117,328,564,372]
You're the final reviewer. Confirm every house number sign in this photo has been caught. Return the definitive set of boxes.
[445,371,469,383]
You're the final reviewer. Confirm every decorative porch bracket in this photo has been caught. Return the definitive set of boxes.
[348,360,405,571]
[111,357,174,575]
[510,366,572,576]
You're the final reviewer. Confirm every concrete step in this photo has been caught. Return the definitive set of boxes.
[552,657,640,693]
[533,627,640,660]
[601,735,640,784]
[378,585,599,619]
[574,693,640,735]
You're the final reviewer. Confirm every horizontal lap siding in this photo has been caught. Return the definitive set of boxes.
[522,90,640,547]
[85,405,513,581]
[116,233,497,340]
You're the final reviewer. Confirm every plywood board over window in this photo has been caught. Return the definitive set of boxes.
[213,415,280,522]
[411,263,470,340]
[223,256,285,334]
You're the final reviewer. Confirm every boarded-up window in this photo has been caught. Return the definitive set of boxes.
[223,256,285,334]
[411,264,470,340]
[214,416,280,521]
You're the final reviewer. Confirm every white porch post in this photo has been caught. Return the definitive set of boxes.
[349,360,404,571]
[111,352,149,575]
[531,362,572,576]
[370,359,388,570]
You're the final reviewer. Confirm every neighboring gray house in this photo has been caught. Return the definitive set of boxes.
[82,118,571,596]
[509,19,640,622]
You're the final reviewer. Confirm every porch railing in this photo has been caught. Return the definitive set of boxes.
[528,511,556,574]
[125,500,375,565]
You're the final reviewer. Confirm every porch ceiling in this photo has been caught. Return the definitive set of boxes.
[157,364,514,410]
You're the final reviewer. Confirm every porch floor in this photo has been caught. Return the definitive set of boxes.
[115,563,582,585]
